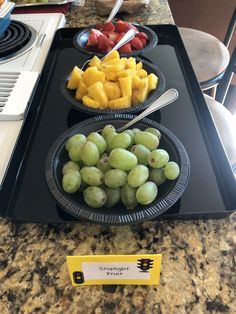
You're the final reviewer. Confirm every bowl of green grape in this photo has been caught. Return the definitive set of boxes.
[45,114,190,225]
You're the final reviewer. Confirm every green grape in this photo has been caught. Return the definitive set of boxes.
[148,149,169,168]
[108,148,137,171]
[62,170,81,194]
[102,124,116,139]
[132,128,141,135]
[104,169,127,188]
[97,156,112,173]
[131,144,150,165]
[106,132,117,153]
[80,167,104,186]
[83,186,107,208]
[110,133,131,150]
[65,134,86,152]
[68,144,83,162]
[149,168,167,185]
[145,127,161,140]
[123,129,135,146]
[105,187,121,208]
[134,131,159,151]
[127,165,149,187]
[136,182,158,205]
[87,132,107,154]
[80,141,100,166]
[62,161,80,175]
[164,161,180,180]
[121,184,138,209]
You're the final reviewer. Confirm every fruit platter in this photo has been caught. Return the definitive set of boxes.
[73,20,158,57]
[2,23,234,225]
[45,116,190,224]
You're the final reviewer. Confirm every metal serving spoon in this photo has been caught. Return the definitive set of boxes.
[81,28,137,70]
[116,88,179,132]
[106,0,123,23]
[95,89,178,133]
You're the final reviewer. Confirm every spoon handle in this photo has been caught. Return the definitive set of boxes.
[103,28,136,60]
[106,0,124,23]
[117,88,179,132]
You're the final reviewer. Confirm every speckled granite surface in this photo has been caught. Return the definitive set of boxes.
[1,1,236,313]
[65,0,174,28]
[0,216,236,313]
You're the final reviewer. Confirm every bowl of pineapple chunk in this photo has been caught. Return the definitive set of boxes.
[61,51,165,115]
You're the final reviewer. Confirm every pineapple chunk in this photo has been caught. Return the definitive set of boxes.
[75,80,87,101]
[67,66,83,90]
[108,96,131,109]
[131,92,140,106]
[83,67,105,87]
[87,81,108,108]
[132,78,149,103]
[102,64,125,81]
[102,62,125,71]
[137,69,148,78]
[82,95,100,109]
[103,50,120,62]
[125,57,136,69]
[136,61,143,70]
[117,69,135,78]
[104,82,121,100]
[132,75,145,90]
[148,73,158,91]
[89,56,102,69]
[119,76,132,97]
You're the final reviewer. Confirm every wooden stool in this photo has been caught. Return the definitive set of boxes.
[179,8,236,93]
[179,28,230,91]
[204,94,236,168]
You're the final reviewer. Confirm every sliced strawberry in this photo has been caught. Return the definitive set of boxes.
[130,37,143,50]
[115,20,131,33]
[116,33,124,43]
[102,31,110,38]
[118,43,132,53]
[98,34,114,53]
[90,28,103,37]
[101,21,115,32]
[95,22,104,30]
[136,31,148,40]
[139,38,147,47]
[108,31,120,43]
[87,33,98,46]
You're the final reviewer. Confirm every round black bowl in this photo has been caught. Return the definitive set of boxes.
[45,115,190,225]
[73,24,158,57]
[61,57,165,115]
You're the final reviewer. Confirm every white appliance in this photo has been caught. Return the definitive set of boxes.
[0,13,66,184]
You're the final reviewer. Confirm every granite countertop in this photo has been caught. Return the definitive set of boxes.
[65,0,174,28]
[1,1,236,313]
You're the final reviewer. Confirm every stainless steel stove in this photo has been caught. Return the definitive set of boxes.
[0,13,66,184]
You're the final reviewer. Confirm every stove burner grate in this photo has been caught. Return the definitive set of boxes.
[0,20,38,63]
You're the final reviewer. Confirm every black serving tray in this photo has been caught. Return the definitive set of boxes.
[1,25,236,223]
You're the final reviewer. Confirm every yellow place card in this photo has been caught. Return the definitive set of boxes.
[67,254,162,286]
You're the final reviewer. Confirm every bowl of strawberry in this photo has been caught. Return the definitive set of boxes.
[73,20,158,56]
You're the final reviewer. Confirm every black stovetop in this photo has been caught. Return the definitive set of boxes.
[1,25,236,223]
